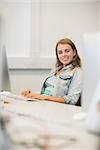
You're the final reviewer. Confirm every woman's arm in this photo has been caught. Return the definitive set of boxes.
[25,93,65,103]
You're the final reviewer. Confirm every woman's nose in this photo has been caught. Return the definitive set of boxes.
[62,51,66,56]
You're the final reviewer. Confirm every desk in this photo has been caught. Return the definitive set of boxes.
[0,98,99,150]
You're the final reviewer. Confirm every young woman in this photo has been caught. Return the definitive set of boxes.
[22,38,82,105]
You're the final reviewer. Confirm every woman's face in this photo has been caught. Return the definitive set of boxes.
[57,43,76,66]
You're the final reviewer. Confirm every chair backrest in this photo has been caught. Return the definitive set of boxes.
[75,95,81,106]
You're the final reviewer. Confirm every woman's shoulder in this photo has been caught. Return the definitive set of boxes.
[62,66,82,78]
[73,67,83,79]
[46,66,58,77]
[74,67,82,74]
[50,66,61,74]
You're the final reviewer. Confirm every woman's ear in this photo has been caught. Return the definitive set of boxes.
[73,50,76,57]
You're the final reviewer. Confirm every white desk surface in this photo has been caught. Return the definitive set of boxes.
[0,98,99,150]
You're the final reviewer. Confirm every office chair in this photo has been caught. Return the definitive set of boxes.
[75,95,81,106]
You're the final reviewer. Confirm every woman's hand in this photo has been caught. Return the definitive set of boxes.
[21,90,44,100]
[21,90,31,97]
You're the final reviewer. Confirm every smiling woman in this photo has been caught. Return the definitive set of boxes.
[22,38,82,106]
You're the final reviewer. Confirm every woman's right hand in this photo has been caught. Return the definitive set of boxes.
[21,90,31,97]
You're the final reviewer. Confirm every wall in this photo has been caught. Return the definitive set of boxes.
[0,0,99,96]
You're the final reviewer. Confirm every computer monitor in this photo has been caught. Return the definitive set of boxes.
[82,32,99,110]
[0,46,11,92]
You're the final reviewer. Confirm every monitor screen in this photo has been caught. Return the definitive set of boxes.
[0,46,11,92]
[82,32,99,110]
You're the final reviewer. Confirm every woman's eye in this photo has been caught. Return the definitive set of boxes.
[58,50,62,54]
[65,49,70,53]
